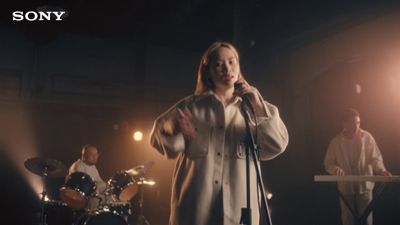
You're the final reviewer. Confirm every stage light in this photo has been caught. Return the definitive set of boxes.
[133,131,143,142]
[143,179,156,186]
[266,192,273,200]
[137,179,156,186]
[354,83,362,94]
[1,107,42,199]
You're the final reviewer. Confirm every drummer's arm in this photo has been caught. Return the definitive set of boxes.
[92,169,107,193]
[96,181,107,194]
[68,162,84,175]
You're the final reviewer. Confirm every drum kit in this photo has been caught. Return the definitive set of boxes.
[24,157,155,225]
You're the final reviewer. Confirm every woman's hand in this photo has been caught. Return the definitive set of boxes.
[234,80,265,116]
[176,107,196,140]
[161,107,195,140]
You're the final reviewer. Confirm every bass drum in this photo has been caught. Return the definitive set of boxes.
[81,211,128,225]
[43,200,73,225]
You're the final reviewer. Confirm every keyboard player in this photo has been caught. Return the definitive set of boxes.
[323,108,391,225]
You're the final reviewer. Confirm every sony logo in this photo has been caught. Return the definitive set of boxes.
[12,11,66,21]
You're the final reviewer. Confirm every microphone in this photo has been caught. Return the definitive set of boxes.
[234,82,254,112]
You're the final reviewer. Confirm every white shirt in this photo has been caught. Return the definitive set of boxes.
[324,129,387,194]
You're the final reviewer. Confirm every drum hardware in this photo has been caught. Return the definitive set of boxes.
[136,177,155,225]
[125,160,154,177]
[106,161,155,225]
[126,161,155,225]
[101,201,132,217]
[43,200,73,225]
[79,211,128,225]
[24,157,68,225]
[107,161,154,202]
[38,172,49,225]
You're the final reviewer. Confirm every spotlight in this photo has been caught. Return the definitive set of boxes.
[137,178,156,186]
[133,131,143,142]
[354,83,362,94]
[143,180,156,186]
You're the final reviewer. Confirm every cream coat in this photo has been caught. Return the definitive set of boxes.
[324,129,387,194]
[150,91,288,225]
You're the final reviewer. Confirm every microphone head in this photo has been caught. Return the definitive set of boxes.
[234,82,243,90]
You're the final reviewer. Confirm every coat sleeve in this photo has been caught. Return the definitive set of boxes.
[150,98,189,159]
[366,133,386,174]
[324,138,339,175]
[255,101,289,160]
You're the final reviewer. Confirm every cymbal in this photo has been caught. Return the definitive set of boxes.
[126,160,154,176]
[24,157,67,178]
[137,178,156,186]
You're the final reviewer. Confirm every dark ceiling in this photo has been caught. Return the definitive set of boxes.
[1,0,400,51]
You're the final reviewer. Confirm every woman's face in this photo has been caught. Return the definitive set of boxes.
[208,47,240,91]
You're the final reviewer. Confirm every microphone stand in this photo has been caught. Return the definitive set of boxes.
[239,98,272,225]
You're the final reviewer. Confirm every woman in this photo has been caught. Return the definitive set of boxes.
[150,41,289,225]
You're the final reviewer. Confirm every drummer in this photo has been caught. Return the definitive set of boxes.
[68,144,107,209]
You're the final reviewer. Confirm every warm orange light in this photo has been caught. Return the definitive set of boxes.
[133,131,143,141]
[354,83,362,94]
[138,179,156,186]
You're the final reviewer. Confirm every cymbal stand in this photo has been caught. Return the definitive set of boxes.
[137,178,150,225]
[38,166,49,225]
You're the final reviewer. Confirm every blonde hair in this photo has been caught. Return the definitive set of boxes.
[194,41,246,95]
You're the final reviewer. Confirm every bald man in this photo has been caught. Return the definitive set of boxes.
[68,144,107,209]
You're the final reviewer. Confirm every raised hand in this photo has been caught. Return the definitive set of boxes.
[234,80,264,115]
[176,107,196,140]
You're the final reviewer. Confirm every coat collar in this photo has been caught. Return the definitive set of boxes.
[193,90,242,105]
[340,128,365,140]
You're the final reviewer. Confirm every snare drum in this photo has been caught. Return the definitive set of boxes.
[108,171,138,201]
[80,211,128,225]
[59,172,97,209]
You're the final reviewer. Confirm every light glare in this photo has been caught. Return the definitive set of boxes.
[133,131,143,141]
[267,192,273,200]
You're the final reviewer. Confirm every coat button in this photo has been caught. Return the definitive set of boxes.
[215,180,219,184]
[217,152,221,156]
[219,125,223,129]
